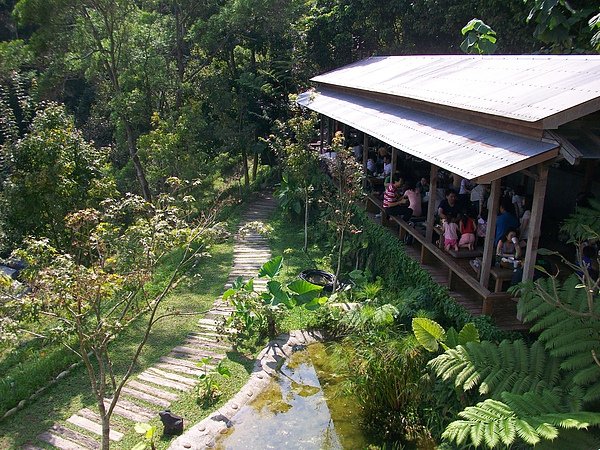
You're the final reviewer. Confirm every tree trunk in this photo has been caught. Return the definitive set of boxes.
[252,151,259,181]
[101,415,110,450]
[124,120,152,201]
[173,2,185,110]
[304,187,309,252]
[334,227,345,292]
[241,146,250,187]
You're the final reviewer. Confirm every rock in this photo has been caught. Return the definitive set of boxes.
[18,400,26,408]
[56,371,69,380]
[3,407,18,418]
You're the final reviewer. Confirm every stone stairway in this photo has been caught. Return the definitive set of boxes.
[30,193,276,450]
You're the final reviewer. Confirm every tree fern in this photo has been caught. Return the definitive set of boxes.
[429,340,561,397]
[443,395,600,448]
[519,275,600,401]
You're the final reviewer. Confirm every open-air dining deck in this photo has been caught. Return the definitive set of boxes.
[299,55,600,332]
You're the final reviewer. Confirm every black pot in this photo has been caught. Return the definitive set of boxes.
[299,269,336,292]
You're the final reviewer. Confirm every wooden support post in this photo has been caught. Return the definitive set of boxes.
[327,118,333,145]
[522,164,549,282]
[480,180,500,289]
[319,115,324,153]
[391,147,397,183]
[362,132,369,189]
[425,165,438,242]
[342,123,349,143]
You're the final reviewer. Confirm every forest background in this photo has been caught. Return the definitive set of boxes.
[1,0,597,255]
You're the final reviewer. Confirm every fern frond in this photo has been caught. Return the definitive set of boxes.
[429,339,562,398]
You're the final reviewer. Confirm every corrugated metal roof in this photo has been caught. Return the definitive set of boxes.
[297,88,559,182]
[311,55,600,127]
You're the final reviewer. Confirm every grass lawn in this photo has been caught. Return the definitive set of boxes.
[0,203,257,449]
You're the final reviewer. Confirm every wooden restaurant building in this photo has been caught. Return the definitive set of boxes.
[297,55,600,329]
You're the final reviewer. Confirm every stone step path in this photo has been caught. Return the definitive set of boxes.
[34,193,275,450]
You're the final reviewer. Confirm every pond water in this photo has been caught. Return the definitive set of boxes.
[215,343,370,449]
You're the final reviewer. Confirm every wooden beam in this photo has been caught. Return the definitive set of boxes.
[480,179,500,289]
[521,168,539,181]
[391,147,397,183]
[425,164,438,242]
[363,132,369,189]
[522,163,549,282]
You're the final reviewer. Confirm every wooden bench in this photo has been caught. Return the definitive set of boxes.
[470,261,516,293]
[490,267,515,293]
[388,215,513,314]
[365,193,390,226]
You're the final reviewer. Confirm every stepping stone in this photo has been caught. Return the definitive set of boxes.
[206,309,233,316]
[122,386,172,407]
[159,355,209,369]
[168,351,223,364]
[147,367,197,387]
[23,445,45,450]
[155,362,206,377]
[198,318,221,326]
[38,431,91,450]
[171,346,223,359]
[104,398,155,422]
[184,336,230,349]
[137,372,191,392]
[67,412,123,441]
[127,380,179,401]
[47,423,100,450]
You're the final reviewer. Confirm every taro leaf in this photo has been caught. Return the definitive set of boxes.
[304,296,327,311]
[288,279,323,305]
[267,280,291,307]
[258,256,283,279]
[412,317,446,352]
[223,276,245,299]
[217,363,231,378]
[135,423,153,434]
[372,304,399,326]
[458,322,480,345]
[445,327,459,349]
[244,278,254,291]
[222,288,236,300]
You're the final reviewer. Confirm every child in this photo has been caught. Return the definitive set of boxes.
[443,216,459,252]
[458,213,476,251]
[496,229,522,263]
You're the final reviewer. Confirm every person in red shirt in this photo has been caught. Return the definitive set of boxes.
[383,179,412,221]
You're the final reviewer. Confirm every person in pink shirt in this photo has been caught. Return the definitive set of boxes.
[443,216,459,252]
[402,182,422,218]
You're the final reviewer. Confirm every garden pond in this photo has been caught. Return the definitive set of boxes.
[215,342,371,449]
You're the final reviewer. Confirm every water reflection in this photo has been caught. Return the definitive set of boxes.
[216,343,368,450]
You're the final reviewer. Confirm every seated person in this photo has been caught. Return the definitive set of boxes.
[496,229,522,264]
[438,189,460,221]
[443,216,459,252]
[577,245,599,281]
[352,143,363,161]
[458,213,476,251]
[494,199,519,246]
[366,157,376,175]
[403,182,422,218]
[383,156,392,176]
[383,178,412,221]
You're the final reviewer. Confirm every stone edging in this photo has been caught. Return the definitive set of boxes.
[168,329,324,450]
